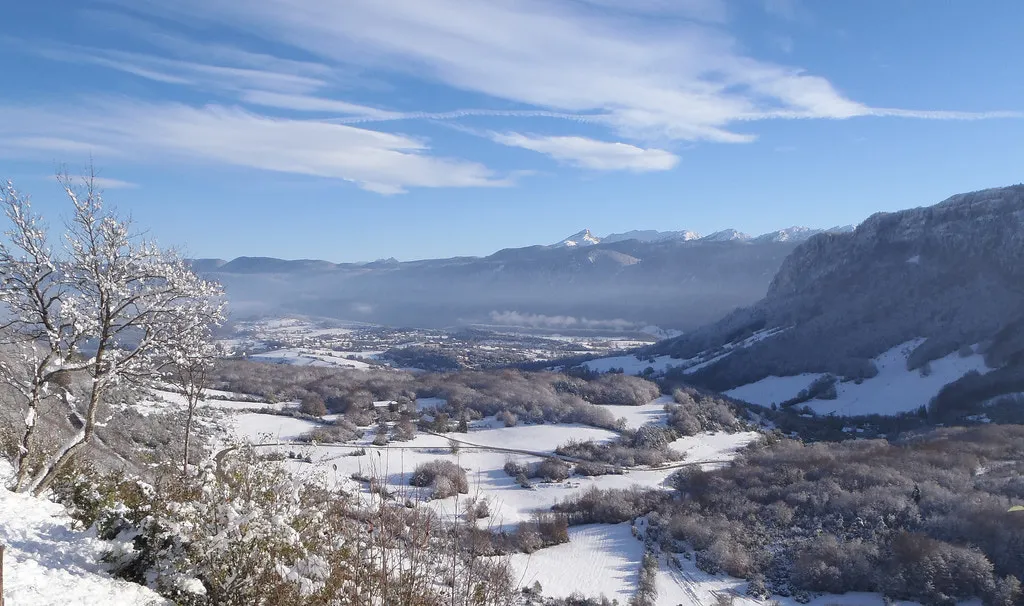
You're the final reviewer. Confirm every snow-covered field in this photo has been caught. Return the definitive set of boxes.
[249,347,377,369]
[726,339,991,416]
[0,462,168,606]
[598,395,673,429]
[222,404,757,528]
[510,523,644,603]
[583,353,681,374]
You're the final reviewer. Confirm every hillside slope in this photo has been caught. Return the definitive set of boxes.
[650,185,1024,415]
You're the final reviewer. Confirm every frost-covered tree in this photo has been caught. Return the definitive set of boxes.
[0,174,224,495]
[166,311,223,477]
[0,181,79,490]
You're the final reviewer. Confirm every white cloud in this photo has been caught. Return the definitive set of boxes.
[5,0,1018,191]
[0,101,508,194]
[492,133,679,172]
[107,0,1010,146]
[49,175,138,189]
[35,44,326,94]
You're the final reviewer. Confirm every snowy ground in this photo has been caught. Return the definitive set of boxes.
[0,462,168,606]
[726,339,991,416]
[598,395,673,429]
[222,403,757,528]
[510,523,644,603]
[249,347,376,369]
[583,328,788,376]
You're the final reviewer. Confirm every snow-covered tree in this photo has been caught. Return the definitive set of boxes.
[0,181,79,490]
[0,174,224,495]
[166,318,223,476]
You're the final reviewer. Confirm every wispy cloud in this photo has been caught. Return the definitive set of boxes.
[0,100,508,194]
[572,0,730,23]
[5,0,1020,192]
[49,174,137,189]
[492,133,679,172]
[34,43,327,94]
[108,0,1017,144]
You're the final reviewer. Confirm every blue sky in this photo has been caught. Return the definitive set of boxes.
[1,0,1022,262]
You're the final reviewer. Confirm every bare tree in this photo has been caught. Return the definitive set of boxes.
[0,174,224,495]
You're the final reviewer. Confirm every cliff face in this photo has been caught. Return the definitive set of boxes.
[768,185,1024,302]
[650,185,1024,394]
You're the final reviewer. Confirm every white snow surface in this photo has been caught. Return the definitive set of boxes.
[598,395,673,429]
[249,348,374,369]
[726,340,991,416]
[0,462,168,606]
[509,523,643,603]
[224,409,756,527]
[232,413,322,442]
[583,354,679,374]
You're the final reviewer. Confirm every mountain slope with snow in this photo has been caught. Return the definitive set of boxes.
[650,184,1024,416]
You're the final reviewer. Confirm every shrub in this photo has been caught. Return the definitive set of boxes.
[536,458,571,482]
[497,410,518,427]
[553,486,671,525]
[299,395,328,417]
[410,459,469,499]
[503,457,528,478]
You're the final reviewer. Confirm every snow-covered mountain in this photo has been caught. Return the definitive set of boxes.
[557,226,855,247]
[701,229,751,242]
[601,229,701,244]
[753,225,859,243]
[753,226,820,243]
[557,229,602,247]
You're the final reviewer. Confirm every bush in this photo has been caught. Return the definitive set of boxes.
[667,387,742,436]
[295,418,361,444]
[553,486,671,525]
[503,457,528,478]
[299,395,328,417]
[497,410,518,427]
[410,459,469,499]
[536,458,571,482]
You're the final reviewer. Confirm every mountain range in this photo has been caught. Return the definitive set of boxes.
[193,225,822,330]
[553,225,856,247]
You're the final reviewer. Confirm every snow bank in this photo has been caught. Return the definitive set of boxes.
[0,463,168,606]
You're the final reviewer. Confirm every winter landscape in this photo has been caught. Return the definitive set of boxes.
[3,2,1024,606]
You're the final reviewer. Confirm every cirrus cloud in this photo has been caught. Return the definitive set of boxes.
[0,100,508,195]
[492,133,679,172]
